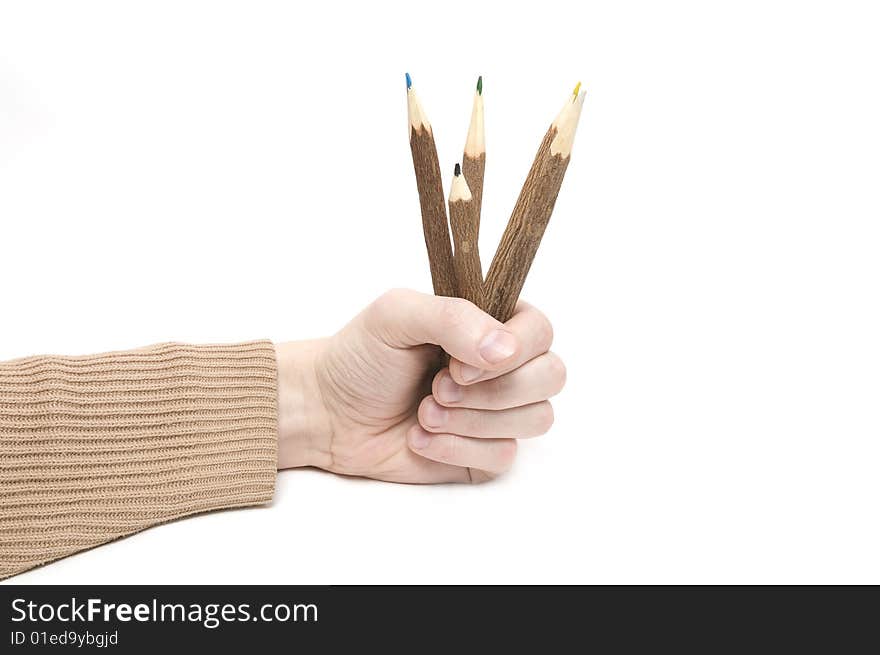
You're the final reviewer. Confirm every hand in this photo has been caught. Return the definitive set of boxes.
[275,289,566,483]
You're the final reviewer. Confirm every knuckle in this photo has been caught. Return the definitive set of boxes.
[439,296,473,328]
[536,314,555,352]
[546,352,567,394]
[370,288,405,318]
[377,288,409,309]
[536,401,555,433]
[495,439,518,472]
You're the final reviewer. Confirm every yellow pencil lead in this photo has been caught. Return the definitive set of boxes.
[572,81,581,99]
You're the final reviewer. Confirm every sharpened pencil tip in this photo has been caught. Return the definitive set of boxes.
[454,163,461,176]
[572,81,581,99]
[477,76,482,95]
[405,72,412,90]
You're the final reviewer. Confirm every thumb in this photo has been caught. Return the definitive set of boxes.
[364,289,519,369]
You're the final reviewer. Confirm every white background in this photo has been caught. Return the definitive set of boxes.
[1,1,878,584]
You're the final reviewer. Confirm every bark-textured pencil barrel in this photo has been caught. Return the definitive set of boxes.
[462,76,486,233]
[484,87,586,322]
[448,164,486,309]
[406,74,457,297]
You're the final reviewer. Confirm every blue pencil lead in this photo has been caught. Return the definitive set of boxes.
[405,72,412,90]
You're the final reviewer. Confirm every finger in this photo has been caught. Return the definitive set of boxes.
[448,301,553,385]
[433,352,566,410]
[418,396,554,438]
[407,425,518,475]
[364,289,519,371]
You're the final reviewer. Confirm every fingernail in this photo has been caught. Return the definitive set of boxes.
[479,329,517,364]
[437,374,463,402]
[421,398,448,428]
[459,363,483,383]
[410,426,432,449]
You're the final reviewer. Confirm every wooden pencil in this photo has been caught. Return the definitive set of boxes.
[484,83,586,322]
[448,163,486,309]
[461,75,486,233]
[406,73,457,298]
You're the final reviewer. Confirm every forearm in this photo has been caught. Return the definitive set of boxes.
[0,341,279,580]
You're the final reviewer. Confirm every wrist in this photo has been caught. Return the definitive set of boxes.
[275,339,333,470]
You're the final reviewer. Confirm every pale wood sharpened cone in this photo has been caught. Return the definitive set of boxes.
[462,83,486,233]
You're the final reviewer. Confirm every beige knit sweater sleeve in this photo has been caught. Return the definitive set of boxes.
[0,340,278,580]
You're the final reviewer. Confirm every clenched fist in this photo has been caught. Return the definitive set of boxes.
[276,289,566,483]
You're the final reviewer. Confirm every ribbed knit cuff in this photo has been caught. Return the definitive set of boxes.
[0,340,278,580]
